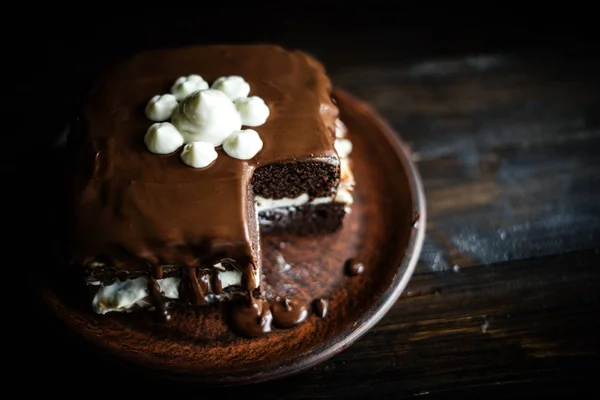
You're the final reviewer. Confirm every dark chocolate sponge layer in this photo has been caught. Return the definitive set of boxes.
[251,160,340,199]
[259,203,348,236]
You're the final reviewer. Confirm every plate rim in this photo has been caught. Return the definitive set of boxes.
[42,88,427,385]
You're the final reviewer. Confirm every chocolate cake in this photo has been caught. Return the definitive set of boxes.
[64,44,355,326]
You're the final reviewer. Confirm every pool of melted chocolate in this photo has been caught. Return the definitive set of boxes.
[40,89,426,385]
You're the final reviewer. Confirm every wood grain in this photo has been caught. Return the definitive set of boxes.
[28,250,599,398]
[331,56,600,274]
[251,250,599,399]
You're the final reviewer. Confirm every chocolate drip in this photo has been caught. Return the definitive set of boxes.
[271,298,308,329]
[211,269,222,295]
[148,276,170,321]
[345,258,365,276]
[312,298,328,318]
[145,263,169,321]
[229,292,273,338]
[187,267,208,306]
[152,264,164,279]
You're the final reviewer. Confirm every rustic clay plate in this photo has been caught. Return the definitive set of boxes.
[40,89,426,385]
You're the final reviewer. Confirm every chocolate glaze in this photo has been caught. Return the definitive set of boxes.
[271,298,309,329]
[66,45,340,300]
[211,269,223,295]
[185,267,209,306]
[228,294,311,337]
[229,295,273,338]
[148,276,170,321]
[313,298,328,318]
[147,261,170,320]
[345,258,365,276]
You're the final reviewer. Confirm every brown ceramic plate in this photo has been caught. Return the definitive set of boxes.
[41,89,426,385]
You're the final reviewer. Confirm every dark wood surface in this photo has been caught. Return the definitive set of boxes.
[18,9,600,398]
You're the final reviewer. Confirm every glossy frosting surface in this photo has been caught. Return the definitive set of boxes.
[67,44,339,275]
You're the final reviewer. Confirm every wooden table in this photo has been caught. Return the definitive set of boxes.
[27,12,600,398]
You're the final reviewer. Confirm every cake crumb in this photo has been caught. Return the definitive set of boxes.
[274,251,291,271]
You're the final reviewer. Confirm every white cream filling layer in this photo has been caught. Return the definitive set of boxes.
[92,268,244,314]
[255,194,334,212]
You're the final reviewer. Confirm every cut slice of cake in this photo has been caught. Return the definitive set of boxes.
[256,118,355,236]
[64,44,355,317]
